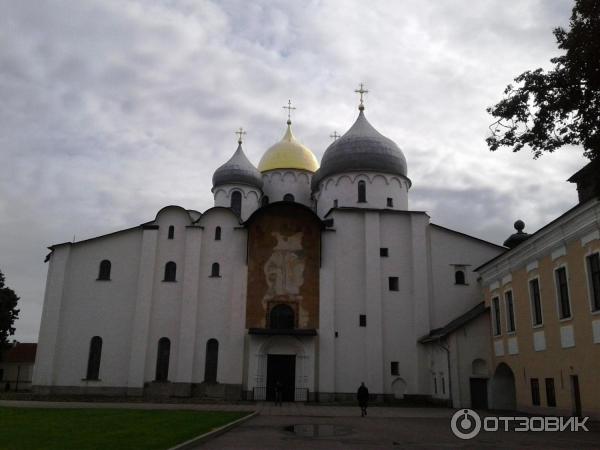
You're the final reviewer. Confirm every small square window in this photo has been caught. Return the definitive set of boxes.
[387,197,393,207]
[380,248,389,257]
[391,361,399,376]
[359,315,366,327]
[389,277,399,291]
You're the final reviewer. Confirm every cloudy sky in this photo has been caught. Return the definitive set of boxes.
[0,0,589,342]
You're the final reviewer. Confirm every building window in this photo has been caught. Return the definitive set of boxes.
[389,277,399,291]
[357,180,366,203]
[441,375,446,394]
[215,226,221,241]
[433,376,438,394]
[555,267,571,319]
[531,378,540,406]
[270,304,295,329]
[454,270,466,285]
[204,339,219,384]
[0,368,3,381]
[587,253,600,311]
[529,278,543,326]
[359,314,367,327]
[391,361,399,376]
[505,290,516,332]
[210,262,220,277]
[86,336,102,380]
[387,197,393,207]
[97,260,111,281]
[380,248,389,257]
[545,378,556,407]
[155,337,170,382]
[333,199,338,208]
[492,297,501,336]
[231,191,242,216]
[283,193,295,202]
[261,196,269,207]
[164,261,177,282]
[168,225,174,240]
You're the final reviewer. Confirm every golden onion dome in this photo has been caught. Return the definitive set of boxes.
[258,121,319,173]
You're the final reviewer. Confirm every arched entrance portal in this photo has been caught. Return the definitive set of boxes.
[256,336,309,402]
[489,362,516,410]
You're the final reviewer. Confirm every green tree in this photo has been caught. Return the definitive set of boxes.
[0,270,20,352]
[487,0,600,160]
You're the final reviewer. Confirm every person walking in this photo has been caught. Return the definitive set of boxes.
[357,382,369,417]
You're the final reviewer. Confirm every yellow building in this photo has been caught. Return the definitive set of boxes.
[476,159,600,419]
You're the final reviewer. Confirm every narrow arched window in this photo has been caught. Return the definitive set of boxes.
[210,262,220,277]
[231,191,242,216]
[215,226,221,241]
[98,260,111,280]
[270,304,295,329]
[168,225,174,239]
[455,270,466,285]
[261,196,269,207]
[204,339,219,383]
[357,181,366,203]
[283,193,295,202]
[86,336,102,380]
[155,337,171,382]
[164,261,177,282]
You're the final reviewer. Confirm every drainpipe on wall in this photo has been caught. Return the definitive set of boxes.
[438,340,453,408]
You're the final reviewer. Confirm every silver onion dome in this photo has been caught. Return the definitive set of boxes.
[312,109,407,190]
[212,143,263,190]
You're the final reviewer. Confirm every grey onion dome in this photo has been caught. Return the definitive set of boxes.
[212,143,263,189]
[312,109,408,190]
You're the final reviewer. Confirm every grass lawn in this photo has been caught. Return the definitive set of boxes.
[0,407,250,450]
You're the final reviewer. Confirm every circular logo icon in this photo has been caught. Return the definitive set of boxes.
[451,409,481,440]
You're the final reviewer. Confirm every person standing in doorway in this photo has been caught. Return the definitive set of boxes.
[357,382,369,417]
[275,380,283,406]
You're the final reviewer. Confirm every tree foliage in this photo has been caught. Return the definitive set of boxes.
[0,270,20,351]
[487,0,600,160]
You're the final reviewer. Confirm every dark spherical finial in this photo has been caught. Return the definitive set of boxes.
[514,220,525,232]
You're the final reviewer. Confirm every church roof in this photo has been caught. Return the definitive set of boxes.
[212,143,263,189]
[258,121,319,173]
[419,302,487,343]
[312,108,408,190]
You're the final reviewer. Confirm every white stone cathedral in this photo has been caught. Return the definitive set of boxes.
[33,93,504,405]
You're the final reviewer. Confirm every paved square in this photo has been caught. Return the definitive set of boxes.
[198,406,599,450]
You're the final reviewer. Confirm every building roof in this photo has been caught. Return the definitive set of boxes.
[312,108,408,190]
[258,122,319,173]
[1,343,37,363]
[212,142,263,189]
[419,302,487,343]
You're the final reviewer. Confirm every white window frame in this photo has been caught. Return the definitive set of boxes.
[553,264,573,321]
[504,289,517,334]
[584,250,600,314]
[528,276,544,328]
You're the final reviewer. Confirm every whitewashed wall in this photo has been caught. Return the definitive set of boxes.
[261,170,313,207]
[315,172,410,217]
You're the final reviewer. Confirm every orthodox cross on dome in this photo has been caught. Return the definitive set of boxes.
[235,127,247,144]
[330,131,340,141]
[282,99,296,124]
[354,82,369,110]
